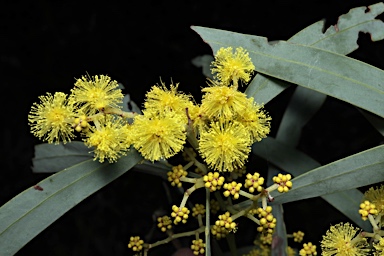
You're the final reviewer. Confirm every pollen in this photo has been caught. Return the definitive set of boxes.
[28,92,76,144]
[198,121,251,172]
[70,74,123,115]
[211,46,255,87]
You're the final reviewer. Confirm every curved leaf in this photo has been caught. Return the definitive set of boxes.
[0,150,142,255]
[267,144,384,205]
[243,2,384,104]
[252,137,371,230]
[32,141,92,173]
[192,25,384,117]
[275,87,326,145]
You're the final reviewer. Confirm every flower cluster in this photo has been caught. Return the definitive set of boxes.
[359,200,378,221]
[256,206,276,234]
[171,205,190,225]
[244,172,265,193]
[192,204,206,217]
[273,173,293,193]
[191,239,206,255]
[203,172,225,192]
[157,215,172,232]
[167,165,188,187]
[127,236,144,252]
[320,223,370,256]
[299,242,317,256]
[223,181,242,199]
[293,230,305,243]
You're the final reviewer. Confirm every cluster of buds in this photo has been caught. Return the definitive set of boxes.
[210,199,220,215]
[299,242,317,256]
[157,215,172,232]
[223,181,242,199]
[359,200,378,220]
[215,212,237,231]
[203,172,225,192]
[211,224,229,239]
[171,205,190,224]
[256,206,276,234]
[191,239,206,255]
[192,204,206,217]
[244,172,264,193]
[273,173,293,193]
[127,236,144,252]
[72,115,89,132]
[293,230,305,243]
[260,232,273,245]
[167,165,188,187]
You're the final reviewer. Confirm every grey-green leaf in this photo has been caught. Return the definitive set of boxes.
[192,25,384,117]
[267,144,384,205]
[0,150,142,255]
[252,137,372,230]
[243,2,384,104]
[32,141,92,173]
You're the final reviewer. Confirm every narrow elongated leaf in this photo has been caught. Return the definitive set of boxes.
[192,25,384,117]
[252,137,371,230]
[0,150,142,255]
[243,2,384,104]
[32,141,92,173]
[267,144,384,204]
[275,87,326,145]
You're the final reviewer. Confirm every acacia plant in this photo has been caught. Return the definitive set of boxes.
[1,2,384,256]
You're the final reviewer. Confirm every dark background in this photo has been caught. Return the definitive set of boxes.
[1,0,384,255]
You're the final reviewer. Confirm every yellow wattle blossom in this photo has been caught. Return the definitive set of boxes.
[131,113,186,161]
[198,121,251,172]
[144,81,193,121]
[237,97,271,143]
[201,83,249,121]
[70,74,123,115]
[211,46,255,87]
[363,185,384,215]
[373,238,384,256]
[84,116,131,163]
[299,242,317,255]
[28,92,76,144]
[320,223,370,256]
[127,236,144,252]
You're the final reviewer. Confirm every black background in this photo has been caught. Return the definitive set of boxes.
[1,0,384,255]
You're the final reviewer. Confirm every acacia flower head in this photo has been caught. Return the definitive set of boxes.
[192,204,206,217]
[320,223,370,256]
[199,121,251,172]
[359,200,378,221]
[237,97,271,143]
[84,116,131,163]
[144,81,193,121]
[70,74,123,115]
[201,83,249,121]
[28,92,76,144]
[171,205,190,224]
[167,164,188,187]
[363,185,384,215]
[131,112,186,161]
[211,46,255,87]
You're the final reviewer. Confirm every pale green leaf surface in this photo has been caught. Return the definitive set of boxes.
[192,25,384,117]
[0,150,142,255]
[252,137,371,230]
[241,2,384,104]
[266,144,384,205]
[32,141,92,173]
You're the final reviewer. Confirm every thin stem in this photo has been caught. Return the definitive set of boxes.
[246,214,260,225]
[146,226,205,250]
